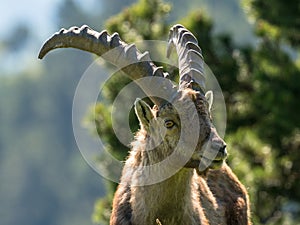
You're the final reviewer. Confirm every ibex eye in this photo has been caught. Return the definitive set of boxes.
[164,120,175,128]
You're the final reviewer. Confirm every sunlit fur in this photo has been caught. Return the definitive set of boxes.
[111,89,209,225]
[110,89,251,225]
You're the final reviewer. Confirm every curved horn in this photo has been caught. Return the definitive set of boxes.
[167,24,205,93]
[38,25,176,106]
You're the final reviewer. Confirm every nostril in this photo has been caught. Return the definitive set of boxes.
[219,145,227,156]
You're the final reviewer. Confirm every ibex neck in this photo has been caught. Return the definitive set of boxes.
[131,168,196,224]
[128,136,200,224]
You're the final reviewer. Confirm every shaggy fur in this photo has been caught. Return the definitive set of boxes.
[197,164,252,225]
[110,89,251,225]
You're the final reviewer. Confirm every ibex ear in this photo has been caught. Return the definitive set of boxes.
[205,90,213,112]
[134,98,154,129]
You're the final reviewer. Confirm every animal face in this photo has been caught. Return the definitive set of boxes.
[134,89,227,171]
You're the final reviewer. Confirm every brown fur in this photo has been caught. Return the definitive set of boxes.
[111,165,252,225]
[196,163,252,225]
[202,163,252,225]
[110,89,251,224]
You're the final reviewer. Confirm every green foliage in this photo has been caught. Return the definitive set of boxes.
[92,194,114,224]
[228,1,300,223]
[243,0,300,46]
[105,0,171,41]
[90,0,300,224]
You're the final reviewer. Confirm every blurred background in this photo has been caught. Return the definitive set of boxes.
[0,0,299,225]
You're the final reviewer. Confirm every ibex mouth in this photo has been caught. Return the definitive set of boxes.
[200,154,226,170]
[210,158,225,169]
[184,153,227,170]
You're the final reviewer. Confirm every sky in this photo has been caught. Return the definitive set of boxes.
[0,0,98,74]
[0,0,256,75]
[1,0,59,39]
[0,0,98,39]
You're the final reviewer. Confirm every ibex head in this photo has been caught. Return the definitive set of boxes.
[39,24,227,172]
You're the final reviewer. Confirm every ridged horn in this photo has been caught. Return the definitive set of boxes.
[38,25,176,106]
[167,24,205,93]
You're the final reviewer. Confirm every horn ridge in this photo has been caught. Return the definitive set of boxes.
[167,24,205,92]
[38,25,176,106]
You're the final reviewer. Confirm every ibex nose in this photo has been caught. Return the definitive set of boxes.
[219,145,227,157]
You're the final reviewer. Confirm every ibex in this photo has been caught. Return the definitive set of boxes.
[39,24,251,224]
